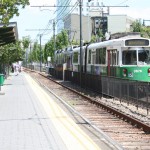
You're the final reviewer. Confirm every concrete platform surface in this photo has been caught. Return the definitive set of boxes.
[0,72,102,150]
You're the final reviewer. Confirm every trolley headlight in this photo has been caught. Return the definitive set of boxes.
[148,68,150,76]
[123,68,127,77]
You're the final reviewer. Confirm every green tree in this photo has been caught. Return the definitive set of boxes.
[141,26,150,38]
[0,41,24,64]
[43,38,55,64]
[44,30,69,64]
[29,41,40,62]
[44,42,53,64]
[131,19,150,38]
[131,19,143,32]
[0,0,29,24]
[56,29,69,50]
[22,36,30,49]
[90,35,97,43]
[22,36,30,66]
[71,40,79,46]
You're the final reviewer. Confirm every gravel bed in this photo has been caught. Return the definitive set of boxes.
[60,80,150,125]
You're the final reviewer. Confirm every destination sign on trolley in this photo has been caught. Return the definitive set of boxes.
[125,39,149,46]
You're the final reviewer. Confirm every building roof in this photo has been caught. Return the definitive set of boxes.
[0,22,18,46]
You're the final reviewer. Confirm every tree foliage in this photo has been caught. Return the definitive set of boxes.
[43,30,69,64]
[131,20,142,32]
[0,0,29,24]
[22,36,30,49]
[131,19,150,38]
[90,35,97,43]
[141,26,150,38]
[28,41,39,63]
[55,30,69,50]
[26,30,69,65]
[0,41,24,64]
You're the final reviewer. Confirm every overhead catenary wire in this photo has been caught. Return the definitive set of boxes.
[56,1,79,32]
[55,0,72,18]
[32,0,80,40]
[31,1,73,41]
[32,0,129,44]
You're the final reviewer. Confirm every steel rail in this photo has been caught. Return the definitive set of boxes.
[24,68,150,134]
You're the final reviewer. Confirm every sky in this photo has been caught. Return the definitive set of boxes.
[11,0,150,45]
[11,0,56,45]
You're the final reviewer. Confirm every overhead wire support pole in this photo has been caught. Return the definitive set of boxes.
[25,29,51,72]
[143,19,150,26]
[39,34,42,72]
[79,0,83,87]
[53,20,56,51]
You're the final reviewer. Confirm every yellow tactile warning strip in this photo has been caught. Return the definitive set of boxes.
[25,73,101,150]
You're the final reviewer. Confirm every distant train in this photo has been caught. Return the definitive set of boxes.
[54,38,150,82]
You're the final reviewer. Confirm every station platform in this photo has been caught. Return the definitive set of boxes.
[0,71,108,150]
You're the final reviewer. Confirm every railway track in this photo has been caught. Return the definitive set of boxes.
[25,69,150,150]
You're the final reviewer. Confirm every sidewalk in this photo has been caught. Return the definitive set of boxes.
[0,72,101,150]
[0,72,68,150]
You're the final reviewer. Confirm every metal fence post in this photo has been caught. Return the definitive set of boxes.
[136,81,139,110]
[146,83,149,115]
[127,82,129,106]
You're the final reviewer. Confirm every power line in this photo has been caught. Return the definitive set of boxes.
[57,2,79,22]
[31,5,129,8]
[31,5,75,7]
[55,0,72,21]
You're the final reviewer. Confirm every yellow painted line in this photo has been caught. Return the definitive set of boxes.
[25,73,101,150]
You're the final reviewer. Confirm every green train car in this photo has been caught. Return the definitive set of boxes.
[54,38,150,82]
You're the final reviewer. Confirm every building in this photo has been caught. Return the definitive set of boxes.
[56,0,135,42]
[107,15,135,34]
[56,0,102,33]
[64,13,135,43]
[64,14,92,43]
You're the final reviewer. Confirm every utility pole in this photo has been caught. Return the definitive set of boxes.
[39,34,42,72]
[143,20,150,26]
[53,20,56,51]
[25,29,51,72]
[79,0,83,87]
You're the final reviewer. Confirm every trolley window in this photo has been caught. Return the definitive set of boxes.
[110,49,117,65]
[92,53,96,64]
[122,50,137,65]
[88,49,91,64]
[138,49,150,65]
[117,51,119,65]
[60,53,63,64]
[59,53,63,64]
[96,48,106,64]
[64,54,67,63]
[58,54,60,64]
[73,52,79,63]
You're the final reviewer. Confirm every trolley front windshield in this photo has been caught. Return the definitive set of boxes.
[122,48,150,65]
